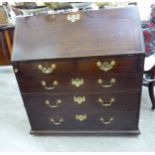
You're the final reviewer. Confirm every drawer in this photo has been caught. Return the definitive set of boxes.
[25,110,138,131]
[23,92,140,111]
[13,55,143,78]
[18,73,141,93]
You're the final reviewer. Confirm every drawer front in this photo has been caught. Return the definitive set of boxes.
[25,110,138,131]
[13,55,143,78]
[18,73,141,93]
[23,92,139,111]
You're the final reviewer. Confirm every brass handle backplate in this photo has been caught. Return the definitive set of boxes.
[38,64,56,74]
[50,118,64,125]
[71,78,84,88]
[98,78,116,88]
[100,117,114,125]
[96,60,116,72]
[45,99,61,108]
[41,80,58,90]
[75,114,87,122]
[98,97,115,107]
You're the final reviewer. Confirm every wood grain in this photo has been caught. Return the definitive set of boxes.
[12,6,144,61]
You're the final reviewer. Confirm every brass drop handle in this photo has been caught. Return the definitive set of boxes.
[96,60,116,72]
[45,99,62,108]
[100,117,114,125]
[41,80,58,90]
[50,118,64,125]
[38,64,56,74]
[98,78,116,88]
[98,97,115,107]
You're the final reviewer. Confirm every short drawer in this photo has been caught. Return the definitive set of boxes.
[25,110,138,131]
[13,54,143,78]
[23,92,140,111]
[18,73,142,93]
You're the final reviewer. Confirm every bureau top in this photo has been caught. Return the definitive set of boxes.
[12,6,144,61]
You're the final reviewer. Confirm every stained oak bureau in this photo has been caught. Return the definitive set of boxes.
[12,6,144,135]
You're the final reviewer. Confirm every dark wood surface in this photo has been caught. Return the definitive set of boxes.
[30,130,140,135]
[23,92,140,112]
[13,54,143,77]
[12,6,144,62]
[24,110,139,131]
[12,6,144,135]
[17,73,141,93]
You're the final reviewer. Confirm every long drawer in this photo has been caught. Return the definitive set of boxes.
[13,55,143,78]
[17,73,141,93]
[23,92,140,111]
[25,110,138,131]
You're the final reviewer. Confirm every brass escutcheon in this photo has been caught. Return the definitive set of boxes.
[75,114,87,122]
[67,13,80,22]
[14,69,18,73]
[71,78,84,88]
[73,96,86,104]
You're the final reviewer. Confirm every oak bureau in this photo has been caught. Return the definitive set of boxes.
[12,6,144,135]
